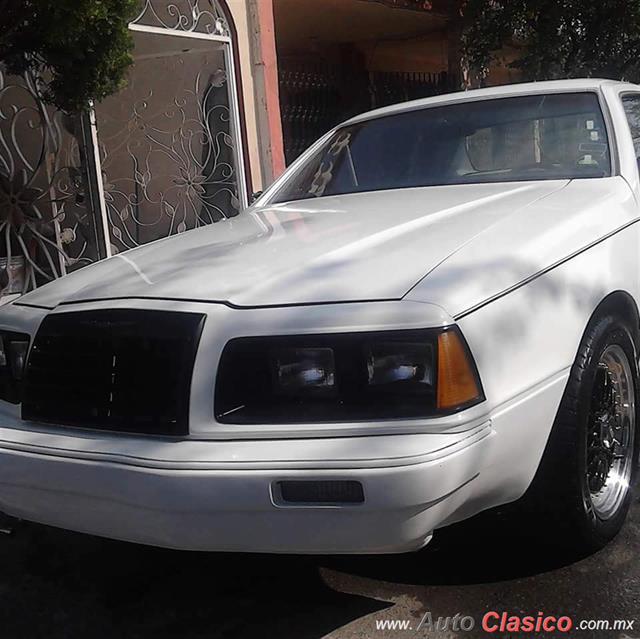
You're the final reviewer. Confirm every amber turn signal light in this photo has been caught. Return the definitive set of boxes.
[437,330,482,410]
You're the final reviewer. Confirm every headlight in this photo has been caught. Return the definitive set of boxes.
[0,331,30,403]
[366,341,434,389]
[215,326,483,424]
[274,347,336,395]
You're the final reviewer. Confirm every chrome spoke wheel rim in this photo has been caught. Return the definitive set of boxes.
[587,344,635,520]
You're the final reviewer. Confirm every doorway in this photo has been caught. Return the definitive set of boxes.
[92,0,248,255]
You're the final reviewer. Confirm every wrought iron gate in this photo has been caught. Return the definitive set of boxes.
[93,0,248,256]
[0,66,107,293]
[0,1,248,292]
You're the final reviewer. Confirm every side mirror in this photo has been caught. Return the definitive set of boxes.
[251,190,264,204]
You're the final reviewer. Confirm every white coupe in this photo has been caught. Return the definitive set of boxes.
[0,79,639,554]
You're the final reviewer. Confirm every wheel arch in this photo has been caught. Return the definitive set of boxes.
[584,290,640,352]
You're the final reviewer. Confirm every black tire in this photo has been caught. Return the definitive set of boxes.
[521,313,639,553]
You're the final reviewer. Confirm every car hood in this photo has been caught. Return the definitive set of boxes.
[19,181,569,309]
[406,177,635,317]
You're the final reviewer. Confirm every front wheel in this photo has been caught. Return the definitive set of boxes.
[523,314,639,552]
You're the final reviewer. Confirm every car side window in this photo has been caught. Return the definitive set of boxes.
[622,94,640,159]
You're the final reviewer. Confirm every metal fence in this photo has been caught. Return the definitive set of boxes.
[279,63,456,164]
[369,70,454,109]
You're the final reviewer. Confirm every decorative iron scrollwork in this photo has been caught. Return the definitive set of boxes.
[0,66,101,291]
[95,51,239,254]
[131,0,231,37]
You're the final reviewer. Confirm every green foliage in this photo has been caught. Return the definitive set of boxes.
[462,0,640,83]
[0,0,138,112]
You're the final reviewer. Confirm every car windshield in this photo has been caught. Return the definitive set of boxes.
[272,92,611,203]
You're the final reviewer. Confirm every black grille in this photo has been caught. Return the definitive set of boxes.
[22,309,205,436]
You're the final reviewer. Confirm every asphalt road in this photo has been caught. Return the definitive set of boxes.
[0,493,638,639]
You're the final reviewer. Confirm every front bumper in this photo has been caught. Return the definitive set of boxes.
[0,298,570,553]
[0,423,492,553]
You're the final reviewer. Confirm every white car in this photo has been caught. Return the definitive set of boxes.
[0,79,639,554]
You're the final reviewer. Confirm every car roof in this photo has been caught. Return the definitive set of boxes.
[344,78,640,126]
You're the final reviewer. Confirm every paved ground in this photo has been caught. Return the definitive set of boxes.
[0,494,638,639]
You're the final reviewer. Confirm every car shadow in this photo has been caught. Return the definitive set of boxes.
[3,491,637,639]
[322,505,594,588]
[0,523,388,639]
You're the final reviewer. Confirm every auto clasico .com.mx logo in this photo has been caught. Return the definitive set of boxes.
[375,611,637,634]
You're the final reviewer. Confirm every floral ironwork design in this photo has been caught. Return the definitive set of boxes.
[0,66,102,292]
[131,0,231,37]
[95,50,240,254]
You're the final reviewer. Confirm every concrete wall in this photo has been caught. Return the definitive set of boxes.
[227,0,286,190]
[226,0,264,191]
